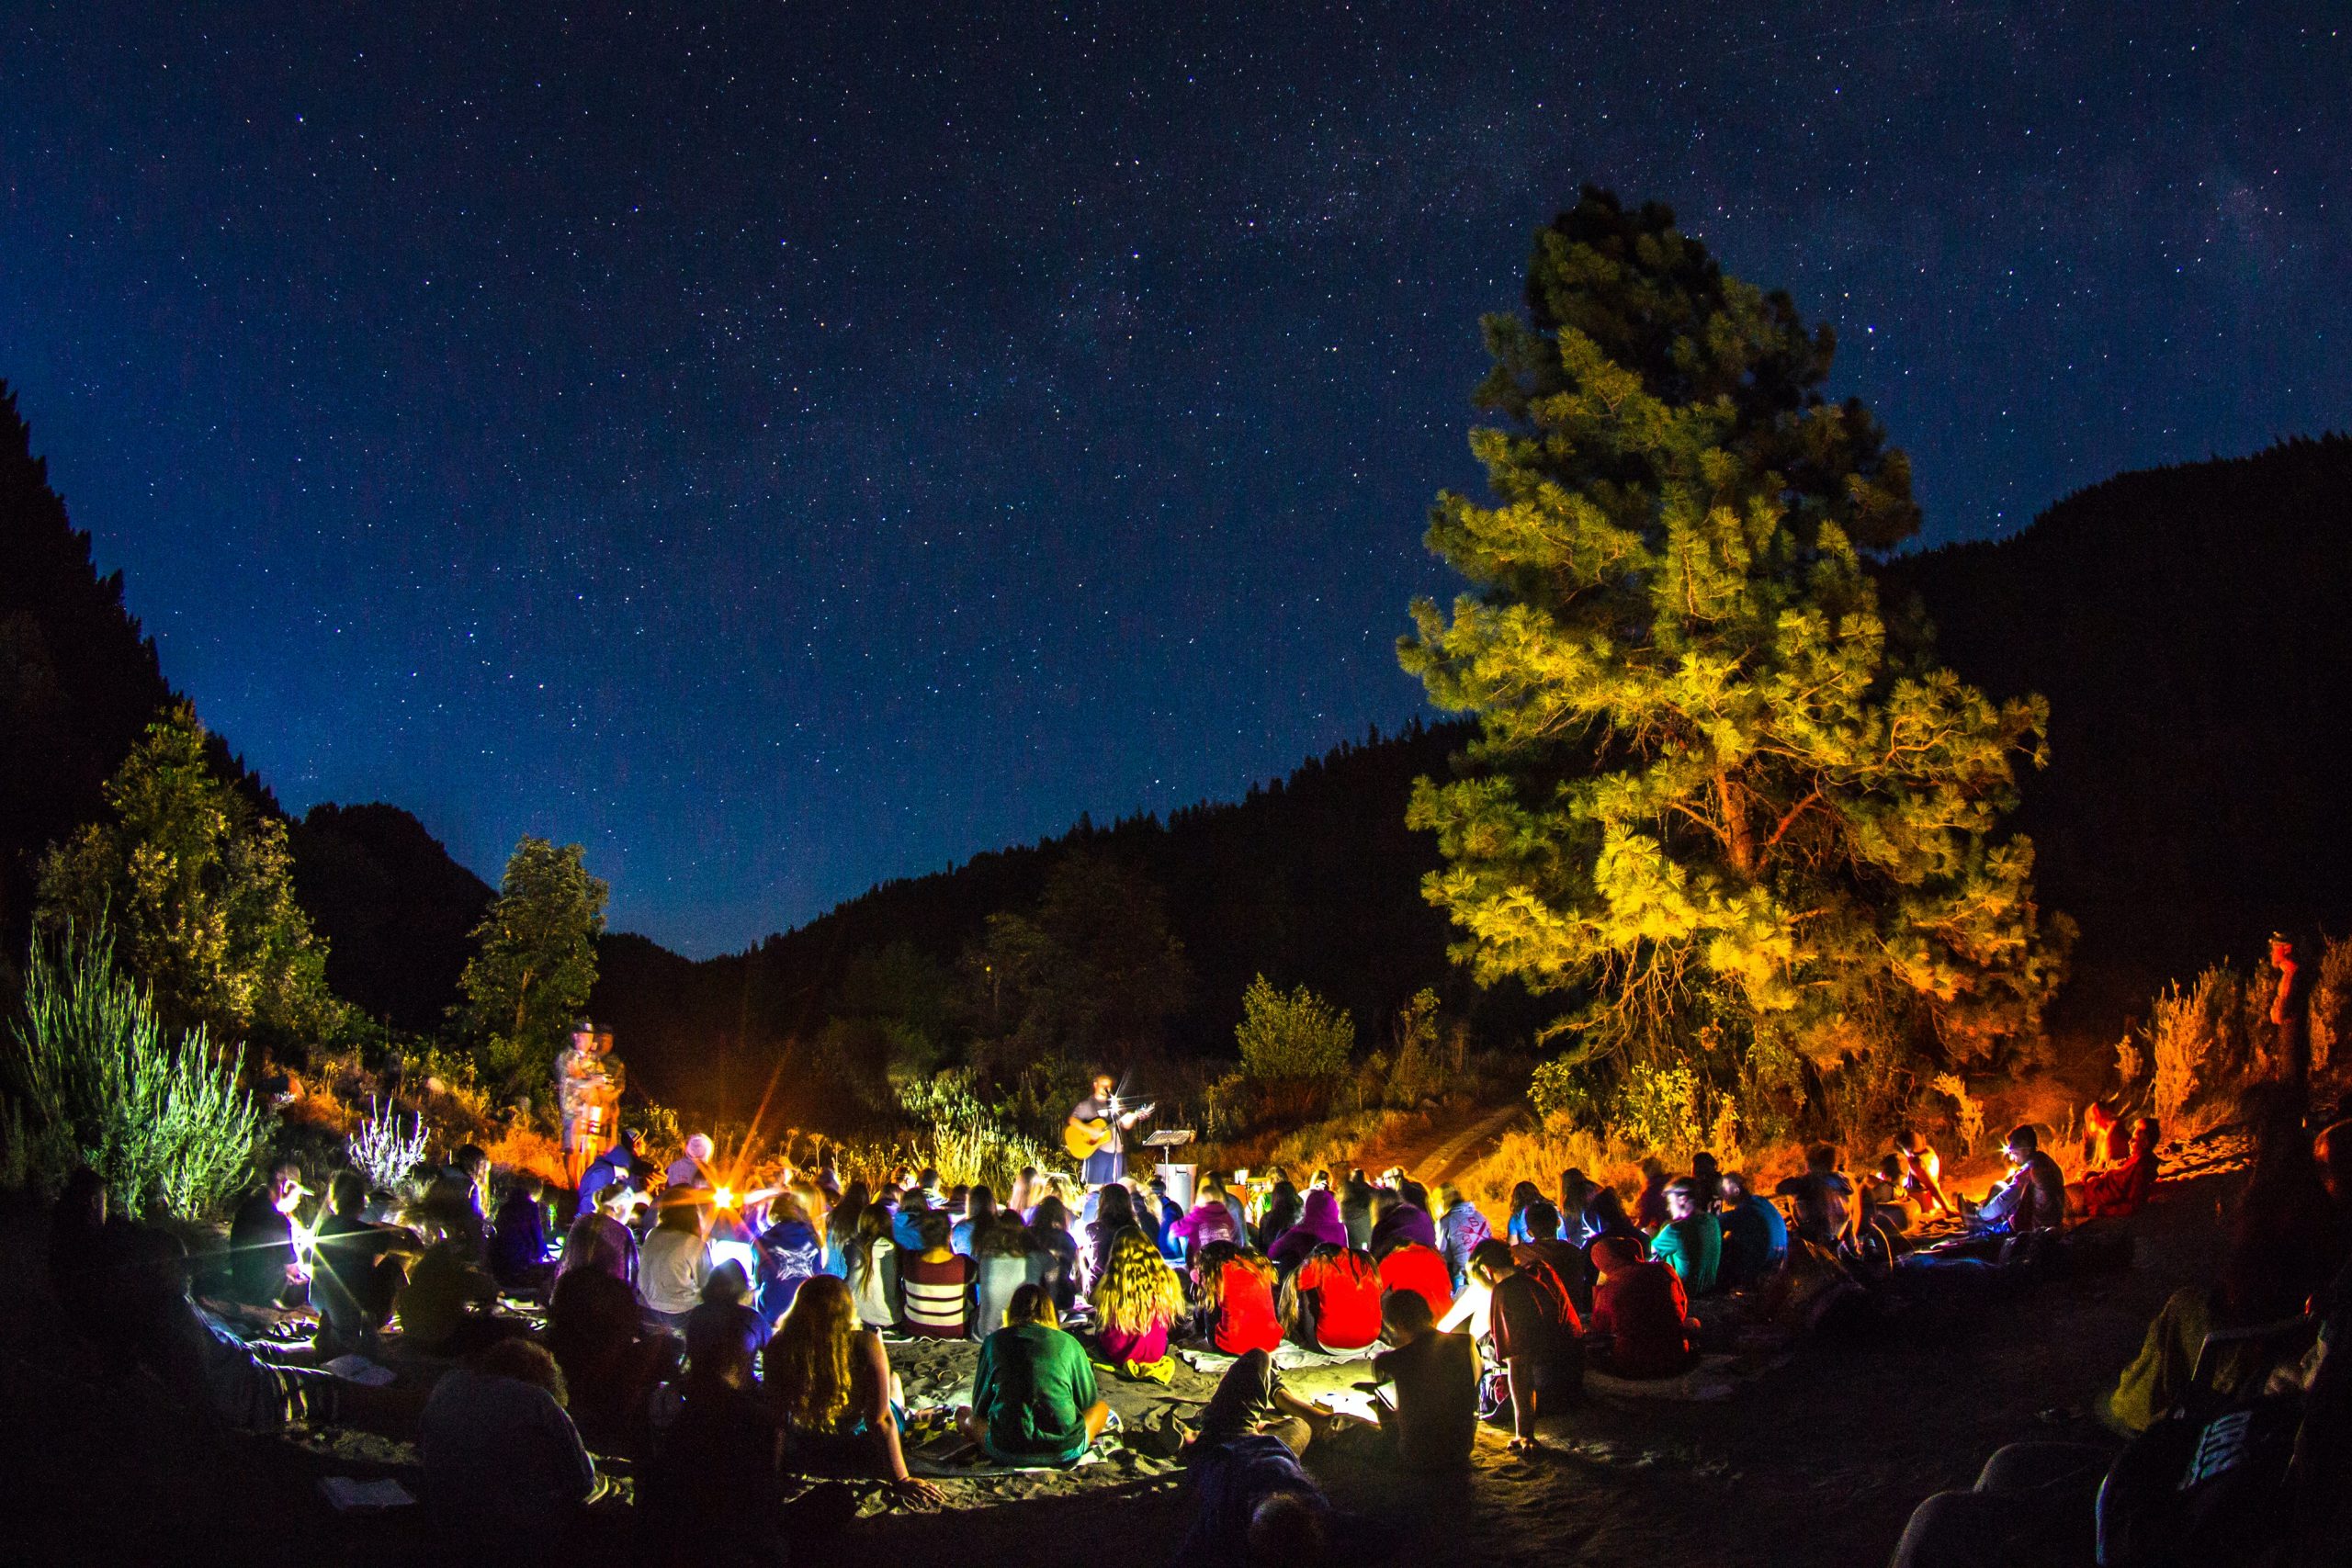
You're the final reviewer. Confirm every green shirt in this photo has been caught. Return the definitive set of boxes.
[970,1322,1099,1464]
[1649,1213,1722,1295]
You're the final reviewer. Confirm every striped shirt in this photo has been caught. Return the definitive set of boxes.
[900,1250,974,1337]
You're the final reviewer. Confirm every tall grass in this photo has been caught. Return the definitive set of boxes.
[2146,964,2258,1134]
[4,923,268,1219]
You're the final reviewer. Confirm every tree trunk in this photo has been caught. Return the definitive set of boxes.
[1717,769,1758,879]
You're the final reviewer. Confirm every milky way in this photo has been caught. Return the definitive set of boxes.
[2,3,2343,953]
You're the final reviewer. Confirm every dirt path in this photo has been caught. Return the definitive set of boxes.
[1406,1102,1528,1187]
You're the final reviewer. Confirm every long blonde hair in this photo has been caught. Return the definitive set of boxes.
[1089,1227,1185,1337]
[848,1203,894,1291]
[770,1275,860,1433]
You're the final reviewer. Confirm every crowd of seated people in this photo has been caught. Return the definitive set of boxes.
[44,1084,2213,1565]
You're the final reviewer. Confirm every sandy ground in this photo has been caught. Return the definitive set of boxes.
[0,1155,2238,1568]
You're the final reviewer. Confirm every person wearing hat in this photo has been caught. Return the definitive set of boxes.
[228,1159,311,1310]
[578,1127,649,1213]
[556,1020,621,1190]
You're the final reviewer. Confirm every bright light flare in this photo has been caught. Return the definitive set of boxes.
[715,1185,738,1209]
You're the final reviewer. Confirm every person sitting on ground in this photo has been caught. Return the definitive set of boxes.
[1714,1171,1789,1291]
[1581,1178,1640,1247]
[1025,1194,1081,1314]
[1268,1187,1349,1270]
[1776,1145,1854,1249]
[635,1309,794,1568]
[421,1145,493,1263]
[641,1193,715,1333]
[1376,1232,1455,1321]
[419,1337,605,1564]
[1366,1288,1477,1472]
[398,1211,521,1356]
[490,1174,556,1293]
[1656,1184,1731,1297]
[1091,1224,1187,1377]
[1216,1171,1252,1239]
[753,1183,825,1324]
[685,1259,770,1380]
[972,1201,1035,1335]
[957,1282,1113,1467]
[1894,1128,1957,1219]
[1172,1177,1242,1258]
[1967,1124,2068,1236]
[1340,1169,1379,1251]
[1193,1242,1287,1356]
[1510,1200,1596,1316]
[767,1276,939,1506]
[1586,1235,1694,1380]
[949,1183,996,1256]
[2072,1116,2163,1220]
[1087,1182,1142,1284]
[562,1179,641,1287]
[228,1160,310,1311]
[118,1224,349,1433]
[1467,1238,1580,1452]
[1504,1179,1545,1246]
[575,1127,648,1214]
[1255,1180,1305,1257]
[820,1181,867,1280]
[2082,1099,2132,1173]
[891,1183,930,1255]
[899,1210,973,1339]
[314,1169,419,1347]
[1433,1181,1493,1290]
[1148,1176,1189,1260]
[1283,1244,1385,1354]
[546,1260,679,1454]
[1175,1346,1337,1567]
[1634,1158,1673,1232]
[664,1133,719,1192]
[1367,1187,1439,1254]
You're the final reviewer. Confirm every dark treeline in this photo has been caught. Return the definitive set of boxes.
[7,363,2350,1118]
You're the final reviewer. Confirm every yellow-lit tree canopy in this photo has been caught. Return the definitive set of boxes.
[1398,189,2068,1127]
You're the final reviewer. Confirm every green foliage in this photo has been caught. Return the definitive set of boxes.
[35,702,352,1057]
[1398,188,2066,1101]
[961,851,1191,1075]
[894,1067,1058,1191]
[456,837,607,1095]
[1379,988,1449,1109]
[1234,975,1356,1083]
[1527,1055,1600,1128]
[4,921,268,1218]
[1612,1061,1702,1156]
[2146,964,2261,1132]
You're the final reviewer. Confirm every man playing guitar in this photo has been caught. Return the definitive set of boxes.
[1065,1072,1152,1187]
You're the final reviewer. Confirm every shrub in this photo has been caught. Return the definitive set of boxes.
[2146,964,2257,1132]
[896,1068,1059,1192]
[1612,1062,1702,1156]
[2310,934,2352,1077]
[349,1098,430,1191]
[1381,990,1448,1110]
[1929,1073,1985,1156]
[4,924,269,1219]
[1235,976,1355,1082]
[1527,1055,1600,1129]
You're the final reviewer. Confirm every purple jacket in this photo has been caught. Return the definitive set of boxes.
[1269,1190,1349,1269]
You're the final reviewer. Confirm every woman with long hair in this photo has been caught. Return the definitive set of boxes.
[1282,1243,1385,1353]
[1268,1187,1346,1269]
[1192,1241,1284,1356]
[767,1276,939,1507]
[843,1202,900,1331]
[1089,1182,1140,1284]
[822,1180,870,1279]
[952,1184,999,1256]
[1254,1180,1303,1256]
[1505,1179,1546,1246]
[1026,1194,1081,1314]
[971,1204,1034,1337]
[1089,1226,1187,1374]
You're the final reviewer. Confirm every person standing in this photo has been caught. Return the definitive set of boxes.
[554,1021,618,1191]
[1068,1072,1147,1187]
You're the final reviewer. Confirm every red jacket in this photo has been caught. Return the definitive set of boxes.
[1377,1241,1455,1318]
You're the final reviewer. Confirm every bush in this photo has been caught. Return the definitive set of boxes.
[1612,1062,1702,1156]
[1235,976,1355,1082]
[4,924,269,1219]
[1380,990,1449,1110]
[2147,964,2258,1132]
[896,1068,1060,1192]
[1929,1073,1986,1156]
[1527,1055,1600,1129]
[348,1098,430,1191]
[2310,934,2352,1077]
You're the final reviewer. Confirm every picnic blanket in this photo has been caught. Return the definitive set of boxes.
[1177,1343,1374,1375]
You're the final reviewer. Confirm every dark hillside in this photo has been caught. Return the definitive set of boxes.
[1894,434,2352,1031]
[286,803,495,1034]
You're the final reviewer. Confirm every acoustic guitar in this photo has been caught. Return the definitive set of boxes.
[1063,1100,1154,1160]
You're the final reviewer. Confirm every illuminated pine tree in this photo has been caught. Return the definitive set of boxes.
[1398,189,2067,1119]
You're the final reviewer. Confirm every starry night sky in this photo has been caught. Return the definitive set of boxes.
[2,4,2345,955]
